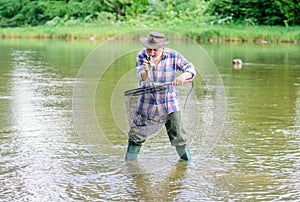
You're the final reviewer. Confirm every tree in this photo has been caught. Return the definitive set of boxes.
[205,0,300,26]
[0,0,299,27]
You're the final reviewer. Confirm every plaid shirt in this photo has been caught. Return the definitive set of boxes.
[135,48,196,117]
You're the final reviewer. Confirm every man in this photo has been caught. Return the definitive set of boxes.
[125,32,196,161]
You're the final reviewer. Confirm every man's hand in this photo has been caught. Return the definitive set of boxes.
[173,72,193,86]
[143,59,151,71]
[141,59,152,81]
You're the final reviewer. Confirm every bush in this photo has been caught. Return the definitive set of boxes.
[205,0,300,26]
[0,0,299,28]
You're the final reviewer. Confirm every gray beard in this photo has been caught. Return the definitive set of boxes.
[150,51,162,62]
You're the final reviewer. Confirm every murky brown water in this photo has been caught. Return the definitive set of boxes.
[1,33,300,201]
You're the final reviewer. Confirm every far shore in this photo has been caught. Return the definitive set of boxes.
[0,24,299,44]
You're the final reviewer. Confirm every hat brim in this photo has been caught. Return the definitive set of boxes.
[140,38,169,49]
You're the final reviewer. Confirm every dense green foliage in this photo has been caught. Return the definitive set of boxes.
[206,0,300,26]
[0,0,299,28]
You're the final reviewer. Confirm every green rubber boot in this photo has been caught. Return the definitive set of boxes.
[176,146,191,161]
[125,144,141,161]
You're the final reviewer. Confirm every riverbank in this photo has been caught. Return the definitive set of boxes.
[1,23,299,44]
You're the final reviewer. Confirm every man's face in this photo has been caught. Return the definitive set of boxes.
[146,47,164,58]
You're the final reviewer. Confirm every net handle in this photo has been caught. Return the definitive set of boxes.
[124,80,192,96]
[124,83,171,96]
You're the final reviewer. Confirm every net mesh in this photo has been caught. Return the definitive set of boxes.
[124,84,171,137]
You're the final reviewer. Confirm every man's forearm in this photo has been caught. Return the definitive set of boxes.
[180,72,193,80]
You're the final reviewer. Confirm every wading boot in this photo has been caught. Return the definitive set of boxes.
[125,144,141,161]
[176,146,191,161]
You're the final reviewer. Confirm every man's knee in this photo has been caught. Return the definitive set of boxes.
[128,130,147,146]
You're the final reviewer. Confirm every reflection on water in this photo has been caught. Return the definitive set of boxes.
[0,39,300,201]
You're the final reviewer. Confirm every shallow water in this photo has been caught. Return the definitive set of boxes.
[0,35,300,201]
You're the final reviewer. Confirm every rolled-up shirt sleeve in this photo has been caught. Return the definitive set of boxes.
[176,53,196,80]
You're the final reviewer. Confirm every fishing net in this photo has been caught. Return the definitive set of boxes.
[124,84,172,137]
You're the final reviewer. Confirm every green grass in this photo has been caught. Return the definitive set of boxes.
[0,23,299,43]
[183,25,300,43]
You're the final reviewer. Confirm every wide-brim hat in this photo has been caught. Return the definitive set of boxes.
[140,32,169,49]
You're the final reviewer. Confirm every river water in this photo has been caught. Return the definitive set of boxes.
[0,31,300,201]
